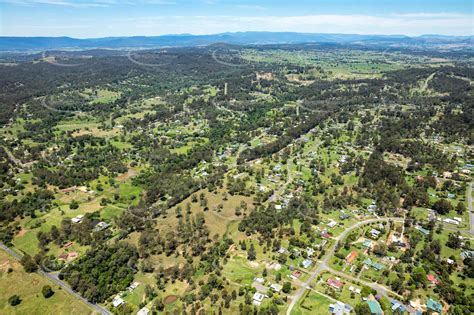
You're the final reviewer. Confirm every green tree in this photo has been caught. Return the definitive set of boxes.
[8,295,21,306]
[42,285,54,298]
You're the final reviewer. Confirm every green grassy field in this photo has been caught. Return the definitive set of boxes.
[0,251,94,315]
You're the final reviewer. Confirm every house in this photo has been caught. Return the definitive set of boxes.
[306,247,315,257]
[345,251,358,264]
[367,300,383,315]
[426,298,442,313]
[137,307,149,315]
[270,283,282,293]
[71,215,84,224]
[128,282,140,291]
[94,221,110,232]
[254,277,264,284]
[444,218,459,225]
[391,300,405,312]
[328,220,338,228]
[427,274,440,285]
[370,229,381,239]
[278,247,287,254]
[327,278,343,290]
[329,301,352,315]
[415,226,430,236]
[446,258,454,265]
[340,213,351,220]
[362,239,373,249]
[291,271,302,279]
[112,296,124,308]
[302,259,312,269]
[63,242,74,248]
[355,288,361,294]
[461,250,474,259]
[316,239,328,249]
[252,292,265,306]
[364,259,384,271]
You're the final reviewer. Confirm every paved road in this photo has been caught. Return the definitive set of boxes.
[286,217,404,315]
[0,242,110,315]
[468,182,474,237]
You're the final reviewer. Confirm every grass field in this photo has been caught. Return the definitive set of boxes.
[0,251,94,315]
[292,290,333,315]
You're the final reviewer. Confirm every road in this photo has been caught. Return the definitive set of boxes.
[286,217,404,315]
[269,159,293,202]
[468,182,474,237]
[0,242,110,315]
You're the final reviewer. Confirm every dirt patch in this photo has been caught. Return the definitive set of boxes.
[16,228,28,237]
[0,260,12,272]
[116,168,137,182]
[164,295,178,304]
[248,261,259,268]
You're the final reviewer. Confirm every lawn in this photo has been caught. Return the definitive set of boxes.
[292,290,333,315]
[0,251,94,315]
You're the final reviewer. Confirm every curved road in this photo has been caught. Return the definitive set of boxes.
[0,242,110,315]
[286,217,404,315]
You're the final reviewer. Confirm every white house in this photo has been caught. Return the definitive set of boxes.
[137,307,149,315]
[112,296,124,308]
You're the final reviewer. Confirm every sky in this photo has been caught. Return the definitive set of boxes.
[0,0,473,38]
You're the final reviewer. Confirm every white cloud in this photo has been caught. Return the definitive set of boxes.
[2,12,472,37]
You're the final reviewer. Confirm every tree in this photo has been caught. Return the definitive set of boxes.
[282,282,291,294]
[247,243,256,261]
[70,200,79,210]
[153,298,164,311]
[355,302,371,315]
[432,199,453,215]
[446,232,462,249]
[455,202,466,215]
[20,254,37,273]
[8,295,21,306]
[42,285,54,298]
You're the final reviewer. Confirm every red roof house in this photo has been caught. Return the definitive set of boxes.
[327,278,343,290]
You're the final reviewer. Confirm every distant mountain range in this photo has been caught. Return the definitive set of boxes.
[0,32,472,51]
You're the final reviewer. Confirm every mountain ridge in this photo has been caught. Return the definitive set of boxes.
[1,31,472,51]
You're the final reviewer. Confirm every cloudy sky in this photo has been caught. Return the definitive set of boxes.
[1,0,472,37]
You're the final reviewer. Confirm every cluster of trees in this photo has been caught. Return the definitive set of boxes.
[61,243,138,303]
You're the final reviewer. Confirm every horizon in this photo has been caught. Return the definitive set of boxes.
[2,30,473,40]
[1,0,473,38]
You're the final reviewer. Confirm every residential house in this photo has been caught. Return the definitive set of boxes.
[71,215,84,224]
[137,307,149,315]
[252,292,265,306]
[415,226,430,236]
[327,278,343,290]
[345,251,358,264]
[270,283,282,293]
[443,218,459,225]
[370,229,381,239]
[362,239,373,249]
[302,259,312,269]
[364,258,385,271]
[427,274,440,286]
[367,300,383,315]
[426,298,442,313]
[112,296,124,308]
[253,277,264,284]
[329,301,352,315]
[461,250,474,259]
[94,221,110,232]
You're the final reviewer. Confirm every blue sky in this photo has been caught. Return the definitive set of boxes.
[1,0,472,37]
